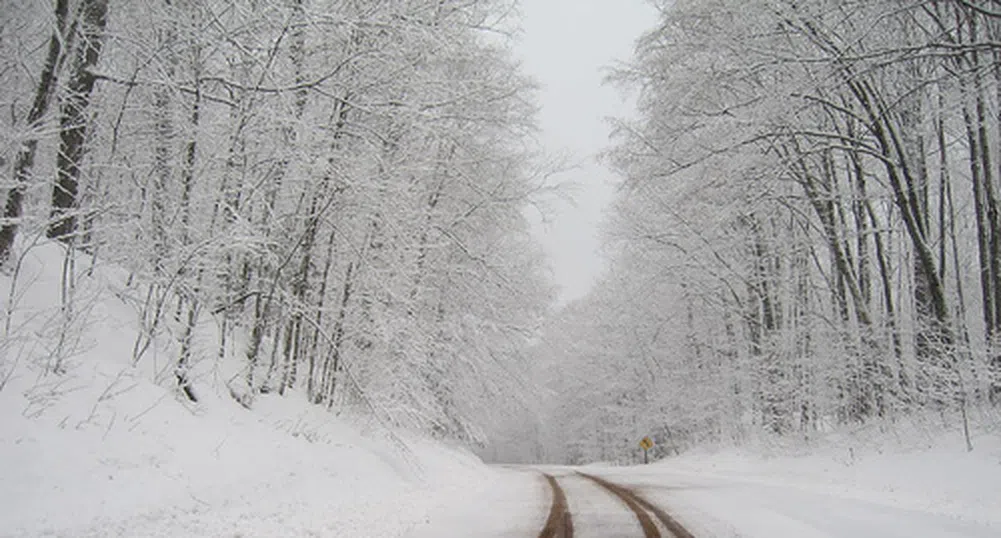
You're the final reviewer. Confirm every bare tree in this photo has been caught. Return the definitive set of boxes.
[0,0,72,264]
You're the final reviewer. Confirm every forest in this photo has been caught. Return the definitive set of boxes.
[1,0,552,444]
[6,0,1001,465]
[527,0,1001,463]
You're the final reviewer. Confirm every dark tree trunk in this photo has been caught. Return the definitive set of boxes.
[324,260,356,408]
[0,0,72,263]
[850,80,952,345]
[49,0,109,242]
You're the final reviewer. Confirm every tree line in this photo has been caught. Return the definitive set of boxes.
[1,0,551,443]
[535,0,1001,462]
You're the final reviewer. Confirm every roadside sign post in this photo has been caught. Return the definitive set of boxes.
[639,436,654,464]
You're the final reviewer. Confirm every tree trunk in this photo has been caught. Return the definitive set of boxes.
[324,260,356,408]
[175,20,203,403]
[850,80,952,353]
[49,0,109,242]
[0,0,72,264]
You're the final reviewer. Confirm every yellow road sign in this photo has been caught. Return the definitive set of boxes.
[639,436,654,450]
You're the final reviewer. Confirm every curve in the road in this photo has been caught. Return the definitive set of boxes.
[577,472,662,537]
[622,483,696,538]
[539,473,573,538]
[539,471,695,538]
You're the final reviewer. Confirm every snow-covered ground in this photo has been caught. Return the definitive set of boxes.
[2,385,497,537]
[5,243,1001,537]
[407,466,548,538]
[415,423,1001,537]
[0,243,501,537]
[594,425,1001,537]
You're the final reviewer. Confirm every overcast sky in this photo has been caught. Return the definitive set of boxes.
[513,0,657,304]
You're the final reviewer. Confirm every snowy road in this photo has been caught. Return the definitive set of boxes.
[409,466,692,537]
[546,471,647,537]
[549,470,693,537]
[407,462,1000,537]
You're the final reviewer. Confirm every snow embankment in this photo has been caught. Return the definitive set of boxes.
[602,421,1001,537]
[0,243,496,537]
[2,388,498,537]
[661,433,1001,525]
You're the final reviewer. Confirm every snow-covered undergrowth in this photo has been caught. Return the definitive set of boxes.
[0,243,491,537]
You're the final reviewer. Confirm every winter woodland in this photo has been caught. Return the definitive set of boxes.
[3,0,1001,465]
[525,0,1001,463]
[1,0,553,444]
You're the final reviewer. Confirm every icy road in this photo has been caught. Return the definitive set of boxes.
[407,464,999,537]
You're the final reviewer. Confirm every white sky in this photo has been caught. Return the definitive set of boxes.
[514,0,657,303]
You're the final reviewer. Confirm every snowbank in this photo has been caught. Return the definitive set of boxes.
[595,419,1001,537]
[0,243,492,537]
[655,434,1001,526]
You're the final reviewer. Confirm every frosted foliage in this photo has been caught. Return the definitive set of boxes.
[526,0,1001,463]
[0,0,553,444]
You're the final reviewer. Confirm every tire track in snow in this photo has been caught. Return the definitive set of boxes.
[577,472,659,537]
[577,472,695,538]
[538,471,695,537]
[539,473,573,537]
